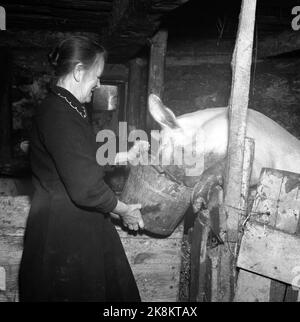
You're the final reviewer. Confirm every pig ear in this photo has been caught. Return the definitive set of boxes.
[148,94,180,129]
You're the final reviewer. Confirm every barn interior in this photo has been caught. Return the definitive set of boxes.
[0,0,299,192]
[0,0,300,303]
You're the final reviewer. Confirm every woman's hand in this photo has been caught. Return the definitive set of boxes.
[114,140,149,165]
[120,204,144,231]
[127,140,150,164]
[111,200,144,231]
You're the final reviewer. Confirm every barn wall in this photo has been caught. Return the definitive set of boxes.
[164,38,300,139]
[8,37,300,144]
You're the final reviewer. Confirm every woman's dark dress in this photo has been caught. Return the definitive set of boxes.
[19,85,140,302]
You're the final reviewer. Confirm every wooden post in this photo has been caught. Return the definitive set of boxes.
[126,57,148,131]
[147,29,168,131]
[224,0,257,241]
[139,59,149,131]
[222,0,257,300]
[0,49,13,162]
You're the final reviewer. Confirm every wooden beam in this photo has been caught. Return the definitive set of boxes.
[150,0,189,12]
[1,1,113,12]
[224,0,257,241]
[3,4,111,18]
[237,221,300,287]
[0,49,13,162]
[104,0,188,62]
[103,0,156,61]
[139,60,149,131]
[258,31,300,58]
[147,29,168,131]
[126,57,148,130]
[6,16,108,32]
[0,30,100,49]
[1,1,190,62]
[219,0,257,302]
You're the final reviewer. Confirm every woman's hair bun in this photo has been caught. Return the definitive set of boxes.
[47,36,106,77]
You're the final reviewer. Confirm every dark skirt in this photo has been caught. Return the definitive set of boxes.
[19,189,140,302]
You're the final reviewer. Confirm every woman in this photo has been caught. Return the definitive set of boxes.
[19,36,144,302]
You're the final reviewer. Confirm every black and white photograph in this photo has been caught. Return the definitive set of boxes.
[0,0,300,311]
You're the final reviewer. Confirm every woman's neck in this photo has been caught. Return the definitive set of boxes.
[56,77,82,103]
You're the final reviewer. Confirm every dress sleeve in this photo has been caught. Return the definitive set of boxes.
[38,108,118,213]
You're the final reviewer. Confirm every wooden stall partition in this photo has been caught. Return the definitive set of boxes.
[235,168,300,302]
[117,224,184,302]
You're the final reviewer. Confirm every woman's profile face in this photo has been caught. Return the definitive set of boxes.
[80,55,104,103]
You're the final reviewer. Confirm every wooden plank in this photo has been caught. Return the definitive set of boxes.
[116,224,184,302]
[147,29,168,131]
[1,1,113,12]
[0,31,100,50]
[251,168,300,233]
[0,196,29,235]
[0,236,23,302]
[236,168,300,301]
[2,4,110,20]
[234,270,271,302]
[250,168,300,301]
[237,221,300,287]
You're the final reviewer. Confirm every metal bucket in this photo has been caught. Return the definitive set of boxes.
[120,164,192,236]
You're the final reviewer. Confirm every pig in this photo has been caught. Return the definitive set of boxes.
[148,94,300,205]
